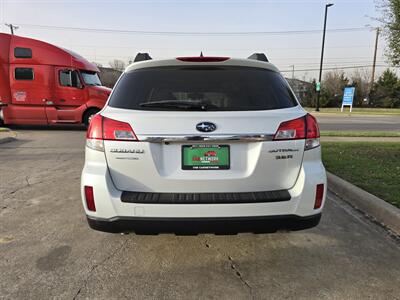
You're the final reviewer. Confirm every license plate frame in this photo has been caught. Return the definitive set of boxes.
[181,144,230,170]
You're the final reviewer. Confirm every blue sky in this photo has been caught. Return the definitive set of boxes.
[0,0,387,80]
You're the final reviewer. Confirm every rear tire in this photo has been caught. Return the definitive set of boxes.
[0,109,5,127]
[83,108,100,128]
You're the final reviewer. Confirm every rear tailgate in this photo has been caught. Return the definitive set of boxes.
[102,107,306,193]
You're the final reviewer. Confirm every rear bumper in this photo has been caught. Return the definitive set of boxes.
[86,213,321,234]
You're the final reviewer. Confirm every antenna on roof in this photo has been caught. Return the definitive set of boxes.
[248,53,268,62]
[134,53,152,62]
[200,51,204,57]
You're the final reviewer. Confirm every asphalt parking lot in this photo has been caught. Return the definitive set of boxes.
[1,128,400,299]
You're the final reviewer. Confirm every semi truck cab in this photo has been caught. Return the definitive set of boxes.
[0,33,111,126]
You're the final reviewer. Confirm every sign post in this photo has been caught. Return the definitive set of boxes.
[341,87,355,112]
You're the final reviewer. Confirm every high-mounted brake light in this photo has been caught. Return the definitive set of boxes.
[176,56,230,62]
[273,113,320,150]
[86,115,138,151]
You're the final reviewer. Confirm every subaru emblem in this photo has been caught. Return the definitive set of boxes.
[196,122,216,133]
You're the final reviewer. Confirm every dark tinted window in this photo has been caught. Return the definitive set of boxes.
[15,68,34,80]
[108,66,298,111]
[14,47,32,58]
[59,70,82,88]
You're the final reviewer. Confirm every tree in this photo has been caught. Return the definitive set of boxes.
[377,0,400,66]
[370,69,400,107]
[321,70,349,107]
[109,59,126,71]
[350,68,371,107]
[301,78,317,107]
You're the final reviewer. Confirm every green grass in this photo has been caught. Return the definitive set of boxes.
[305,107,400,115]
[321,131,400,137]
[322,142,400,208]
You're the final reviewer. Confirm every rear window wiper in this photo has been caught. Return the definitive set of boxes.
[139,100,218,111]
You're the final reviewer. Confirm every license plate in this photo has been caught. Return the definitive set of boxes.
[182,144,230,170]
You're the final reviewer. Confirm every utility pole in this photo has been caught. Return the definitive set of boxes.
[290,65,295,79]
[370,28,380,91]
[5,23,18,35]
[316,3,334,112]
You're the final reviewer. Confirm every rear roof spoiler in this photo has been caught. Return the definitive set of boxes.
[247,53,268,62]
[134,53,152,62]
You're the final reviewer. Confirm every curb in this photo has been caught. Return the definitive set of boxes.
[327,172,400,235]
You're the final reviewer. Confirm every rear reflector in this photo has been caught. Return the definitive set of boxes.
[314,184,324,209]
[84,186,96,212]
[176,56,230,62]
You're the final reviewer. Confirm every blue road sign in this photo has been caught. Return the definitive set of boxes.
[342,87,355,106]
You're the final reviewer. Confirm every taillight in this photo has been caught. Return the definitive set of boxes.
[176,56,230,62]
[87,114,103,139]
[305,114,320,150]
[314,184,324,209]
[273,113,320,150]
[273,116,306,140]
[103,117,137,141]
[84,186,96,212]
[86,115,138,151]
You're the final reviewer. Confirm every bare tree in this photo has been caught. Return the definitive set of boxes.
[321,70,349,107]
[350,68,372,106]
[108,59,126,71]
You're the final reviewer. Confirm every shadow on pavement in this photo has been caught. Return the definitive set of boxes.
[7,125,87,131]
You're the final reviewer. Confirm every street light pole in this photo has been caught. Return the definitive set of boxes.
[316,3,334,112]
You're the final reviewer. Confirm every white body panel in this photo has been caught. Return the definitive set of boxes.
[81,146,326,219]
[101,106,307,192]
[81,57,327,227]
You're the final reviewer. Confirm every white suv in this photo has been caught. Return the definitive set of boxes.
[81,54,327,234]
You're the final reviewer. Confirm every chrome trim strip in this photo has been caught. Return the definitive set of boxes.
[141,134,275,143]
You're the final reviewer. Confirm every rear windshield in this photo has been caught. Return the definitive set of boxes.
[108,66,298,111]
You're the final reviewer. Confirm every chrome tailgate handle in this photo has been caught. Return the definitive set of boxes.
[142,134,274,143]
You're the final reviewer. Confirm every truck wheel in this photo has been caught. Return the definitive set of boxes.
[0,109,4,126]
[83,109,100,128]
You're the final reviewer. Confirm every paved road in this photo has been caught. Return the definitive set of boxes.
[314,113,400,131]
[1,129,399,299]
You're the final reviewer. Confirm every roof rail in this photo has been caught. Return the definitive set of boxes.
[247,53,268,62]
[134,53,152,62]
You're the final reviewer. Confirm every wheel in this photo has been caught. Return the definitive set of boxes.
[0,108,4,126]
[83,108,100,128]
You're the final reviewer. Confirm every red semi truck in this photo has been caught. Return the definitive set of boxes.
[0,33,111,127]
